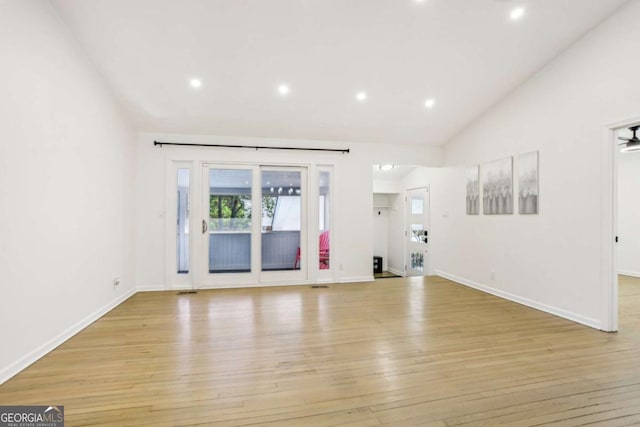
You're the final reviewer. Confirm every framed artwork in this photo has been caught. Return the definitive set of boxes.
[518,151,539,214]
[482,157,513,215]
[466,165,479,215]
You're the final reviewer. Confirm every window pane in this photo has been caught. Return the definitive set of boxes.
[319,195,326,230]
[411,251,424,271]
[177,168,190,274]
[319,170,330,269]
[261,170,301,271]
[209,169,252,273]
[411,197,424,214]
[410,224,424,243]
[272,196,300,230]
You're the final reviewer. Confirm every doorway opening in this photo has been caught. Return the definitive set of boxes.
[611,120,640,332]
[601,117,640,332]
[372,165,431,280]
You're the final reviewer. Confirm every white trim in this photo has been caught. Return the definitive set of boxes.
[339,275,375,283]
[600,124,617,332]
[137,284,166,292]
[436,270,602,330]
[159,283,195,292]
[196,280,310,290]
[618,270,640,278]
[0,289,136,385]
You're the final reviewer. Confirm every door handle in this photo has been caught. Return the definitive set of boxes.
[202,219,208,234]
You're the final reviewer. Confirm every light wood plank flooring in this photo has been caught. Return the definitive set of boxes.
[1,275,640,426]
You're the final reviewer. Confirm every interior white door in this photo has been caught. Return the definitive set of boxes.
[405,187,429,277]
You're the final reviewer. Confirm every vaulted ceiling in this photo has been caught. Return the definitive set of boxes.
[52,0,627,146]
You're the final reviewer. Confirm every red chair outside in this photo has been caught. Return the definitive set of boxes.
[293,230,330,269]
[319,230,330,269]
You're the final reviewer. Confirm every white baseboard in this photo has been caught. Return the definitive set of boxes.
[618,270,640,278]
[435,270,602,330]
[137,284,166,292]
[0,288,136,385]
[339,275,375,283]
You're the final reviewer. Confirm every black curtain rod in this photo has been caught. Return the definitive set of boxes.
[154,140,349,154]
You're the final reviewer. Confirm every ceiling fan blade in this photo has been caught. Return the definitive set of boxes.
[619,137,632,141]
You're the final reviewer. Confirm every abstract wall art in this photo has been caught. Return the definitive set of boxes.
[482,157,513,215]
[466,165,480,215]
[518,151,539,214]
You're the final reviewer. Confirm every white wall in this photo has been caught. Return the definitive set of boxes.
[135,133,442,289]
[0,1,136,383]
[617,148,640,277]
[435,1,640,329]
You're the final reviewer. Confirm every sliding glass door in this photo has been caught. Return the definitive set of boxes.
[200,164,307,287]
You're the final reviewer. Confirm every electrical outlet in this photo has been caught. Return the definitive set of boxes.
[113,278,121,287]
[490,271,496,281]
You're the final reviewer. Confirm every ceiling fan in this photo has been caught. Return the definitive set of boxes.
[619,126,640,153]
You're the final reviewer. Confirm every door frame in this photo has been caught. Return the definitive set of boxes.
[164,158,335,290]
[198,163,309,288]
[601,115,640,332]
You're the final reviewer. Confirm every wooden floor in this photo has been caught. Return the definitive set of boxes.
[374,271,401,279]
[2,276,640,426]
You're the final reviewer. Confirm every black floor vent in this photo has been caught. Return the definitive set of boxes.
[311,285,329,289]
[177,290,198,295]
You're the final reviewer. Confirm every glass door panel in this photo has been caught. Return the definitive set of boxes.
[319,170,331,270]
[177,168,190,274]
[261,169,302,272]
[208,168,253,273]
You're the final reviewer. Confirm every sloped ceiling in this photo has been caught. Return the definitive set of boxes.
[53,0,627,146]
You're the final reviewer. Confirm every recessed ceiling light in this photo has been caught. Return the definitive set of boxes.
[424,98,436,109]
[278,84,290,95]
[379,164,395,172]
[356,91,368,102]
[189,78,202,88]
[414,0,426,4]
[510,7,525,21]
